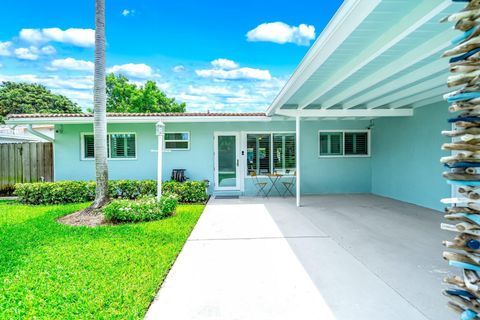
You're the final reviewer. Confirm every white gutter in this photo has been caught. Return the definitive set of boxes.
[26,124,54,142]
[265,0,381,116]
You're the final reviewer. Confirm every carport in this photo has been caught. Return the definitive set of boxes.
[146,195,448,320]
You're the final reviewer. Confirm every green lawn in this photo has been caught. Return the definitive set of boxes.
[0,201,204,319]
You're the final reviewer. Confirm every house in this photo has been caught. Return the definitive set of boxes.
[0,125,54,143]
[5,0,459,212]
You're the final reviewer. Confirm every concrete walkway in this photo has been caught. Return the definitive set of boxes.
[145,195,450,320]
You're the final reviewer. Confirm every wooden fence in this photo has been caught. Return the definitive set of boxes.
[0,142,53,194]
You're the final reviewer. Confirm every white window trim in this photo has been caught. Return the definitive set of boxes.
[80,132,138,161]
[318,129,371,158]
[164,131,190,151]
[242,131,296,178]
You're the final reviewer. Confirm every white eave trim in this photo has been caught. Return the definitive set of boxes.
[265,0,381,116]
[276,109,413,118]
[5,115,272,125]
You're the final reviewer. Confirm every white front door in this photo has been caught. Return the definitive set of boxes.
[214,132,240,191]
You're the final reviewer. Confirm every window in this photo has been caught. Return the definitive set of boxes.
[319,131,369,157]
[246,133,296,175]
[165,132,190,150]
[345,132,368,155]
[319,132,343,156]
[110,133,136,158]
[81,133,136,160]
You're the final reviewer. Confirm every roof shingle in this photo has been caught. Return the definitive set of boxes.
[7,112,267,119]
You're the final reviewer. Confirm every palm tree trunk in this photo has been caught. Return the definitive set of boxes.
[92,0,109,208]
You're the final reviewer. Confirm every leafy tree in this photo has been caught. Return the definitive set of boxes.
[0,82,82,123]
[106,73,186,113]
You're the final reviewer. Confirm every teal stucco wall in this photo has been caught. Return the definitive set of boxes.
[53,119,372,195]
[53,105,450,211]
[371,101,451,211]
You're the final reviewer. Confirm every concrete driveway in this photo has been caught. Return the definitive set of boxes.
[145,195,450,320]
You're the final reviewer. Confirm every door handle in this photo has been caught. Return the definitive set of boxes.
[237,159,239,167]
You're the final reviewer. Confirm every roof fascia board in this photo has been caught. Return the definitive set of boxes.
[265,0,381,116]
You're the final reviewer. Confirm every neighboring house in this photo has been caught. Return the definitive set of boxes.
[0,125,54,143]
[5,0,458,212]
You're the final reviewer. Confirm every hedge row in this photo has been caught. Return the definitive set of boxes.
[14,180,208,205]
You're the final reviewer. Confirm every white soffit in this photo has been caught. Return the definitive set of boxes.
[267,0,462,117]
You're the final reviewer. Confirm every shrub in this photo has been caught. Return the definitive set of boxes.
[159,193,179,215]
[103,195,178,223]
[15,179,207,205]
[15,180,157,205]
[14,181,95,205]
[108,180,157,199]
[162,180,208,203]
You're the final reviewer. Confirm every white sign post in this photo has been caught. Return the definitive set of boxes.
[156,122,165,201]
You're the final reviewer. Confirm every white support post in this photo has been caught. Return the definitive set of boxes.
[156,122,165,201]
[296,116,301,207]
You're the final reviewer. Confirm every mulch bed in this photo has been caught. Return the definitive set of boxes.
[58,209,111,227]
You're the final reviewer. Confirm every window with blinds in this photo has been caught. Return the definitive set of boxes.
[110,134,136,158]
[247,134,271,175]
[319,131,369,157]
[345,132,368,155]
[82,133,136,160]
[273,134,296,174]
[246,133,296,175]
[165,132,190,150]
[83,134,95,159]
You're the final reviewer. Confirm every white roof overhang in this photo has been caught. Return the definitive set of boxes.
[267,0,462,118]
[5,115,272,125]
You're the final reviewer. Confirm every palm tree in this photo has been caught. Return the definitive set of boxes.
[92,0,109,208]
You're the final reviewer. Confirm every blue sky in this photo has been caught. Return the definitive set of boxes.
[0,0,343,112]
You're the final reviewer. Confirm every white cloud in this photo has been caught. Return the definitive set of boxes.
[196,67,271,81]
[14,47,38,60]
[41,45,56,55]
[172,65,185,73]
[19,29,43,43]
[20,28,95,47]
[0,41,12,56]
[211,58,239,70]
[50,58,94,71]
[171,76,286,112]
[13,45,56,61]
[54,88,93,103]
[108,63,157,78]
[246,22,315,46]
[122,9,134,16]
[187,85,234,96]
[0,73,94,110]
[0,74,93,90]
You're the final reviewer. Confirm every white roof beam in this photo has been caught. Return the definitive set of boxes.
[341,59,446,109]
[319,30,452,110]
[410,96,445,109]
[388,86,447,109]
[265,0,381,116]
[297,0,452,110]
[365,74,446,109]
[276,109,413,118]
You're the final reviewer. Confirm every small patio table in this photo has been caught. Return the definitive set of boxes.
[265,173,283,196]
